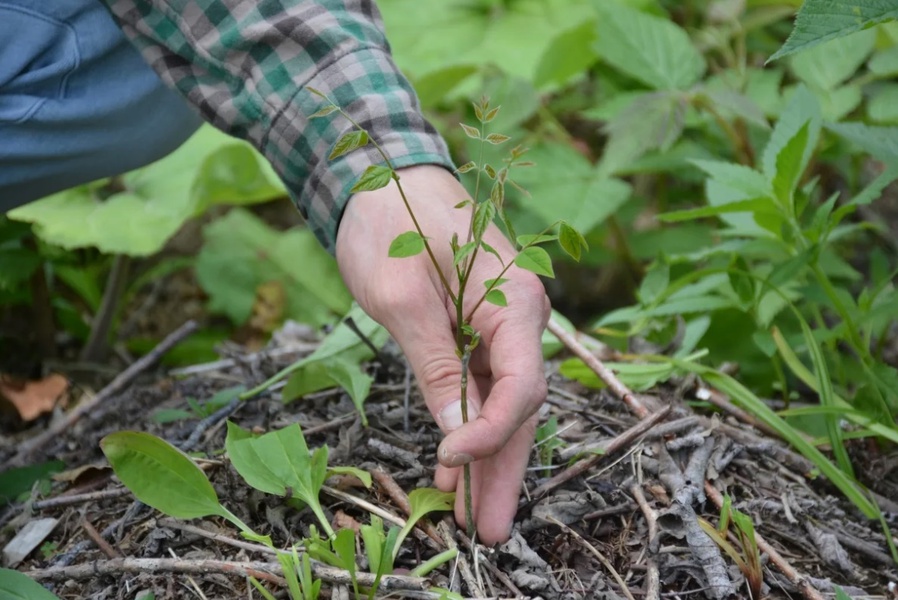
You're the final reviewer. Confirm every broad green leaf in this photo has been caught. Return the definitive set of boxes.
[514,246,555,278]
[101,431,226,520]
[727,256,755,305]
[393,489,455,560]
[0,248,40,290]
[593,2,706,90]
[379,0,594,82]
[560,358,678,392]
[769,0,898,61]
[773,121,811,205]
[696,87,770,130]
[558,222,588,261]
[322,357,373,425]
[388,231,426,258]
[0,569,61,600]
[351,165,394,193]
[868,45,898,76]
[8,127,281,255]
[638,260,670,305]
[484,277,508,288]
[512,142,632,233]
[282,361,341,402]
[225,422,335,537]
[485,289,508,307]
[789,30,876,90]
[599,91,688,177]
[534,20,598,89]
[361,515,386,576]
[762,86,821,185]
[327,466,372,488]
[329,131,369,160]
[413,64,478,108]
[0,461,65,505]
[825,122,898,165]
[195,209,350,327]
[868,84,898,123]
[657,198,780,223]
[692,160,773,198]
[332,528,359,598]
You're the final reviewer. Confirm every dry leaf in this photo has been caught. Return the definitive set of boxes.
[0,373,68,422]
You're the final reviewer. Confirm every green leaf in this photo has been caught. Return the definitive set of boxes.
[194,209,350,327]
[762,86,821,186]
[558,222,588,261]
[534,20,598,89]
[789,30,876,90]
[379,0,594,82]
[869,45,898,76]
[8,127,282,255]
[0,461,65,505]
[332,528,359,598]
[388,231,426,258]
[825,121,898,165]
[513,142,631,233]
[484,278,509,288]
[485,133,511,145]
[327,466,372,488]
[472,201,497,242]
[455,161,477,174]
[514,246,555,278]
[322,357,373,425]
[453,241,477,267]
[516,233,557,246]
[393,488,455,560]
[329,131,369,160]
[657,198,780,223]
[0,248,40,291]
[0,569,61,600]
[485,289,508,307]
[225,422,335,537]
[769,0,898,61]
[727,256,755,305]
[868,84,898,123]
[773,121,811,205]
[101,431,226,520]
[351,165,394,193]
[460,123,481,139]
[593,2,706,90]
[309,104,339,118]
[361,515,387,576]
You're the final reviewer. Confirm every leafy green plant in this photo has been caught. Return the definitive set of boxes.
[698,495,763,599]
[0,568,60,600]
[534,416,566,476]
[308,90,587,536]
[151,385,246,424]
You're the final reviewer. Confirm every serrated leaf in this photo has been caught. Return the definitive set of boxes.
[728,255,755,304]
[825,121,898,165]
[558,222,588,262]
[329,131,369,160]
[485,289,508,307]
[868,84,898,123]
[593,3,706,90]
[310,104,339,119]
[773,121,811,205]
[460,123,481,139]
[351,165,394,193]
[453,241,477,267]
[869,45,898,76]
[388,231,426,258]
[657,197,780,222]
[534,20,598,89]
[455,161,477,174]
[514,246,555,278]
[101,431,226,520]
[473,201,497,242]
[769,0,898,61]
[762,86,821,183]
[0,569,61,600]
[485,133,511,145]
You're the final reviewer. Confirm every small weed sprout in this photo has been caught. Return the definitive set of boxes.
[698,495,763,599]
[309,91,587,534]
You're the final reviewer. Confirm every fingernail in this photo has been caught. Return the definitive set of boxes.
[438,400,465,431]
[441,448,474,467]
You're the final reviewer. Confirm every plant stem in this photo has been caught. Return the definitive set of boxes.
[409,548,458,577]
[81,254,131,363]
[459,345,475,538]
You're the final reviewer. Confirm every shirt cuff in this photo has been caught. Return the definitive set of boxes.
[264,45,455,254]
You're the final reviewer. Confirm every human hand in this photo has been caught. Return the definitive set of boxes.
[335,165,551,545]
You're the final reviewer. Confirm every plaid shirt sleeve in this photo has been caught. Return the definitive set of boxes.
[101,0,455,253]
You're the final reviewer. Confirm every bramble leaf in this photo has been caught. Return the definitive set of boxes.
[351,165,394,193]
[473,201,497,242]
[485,289,508,307]
[773,121,811,205]
[329,131,369,160]
[514,246,555,278]
[769,0,898,61]
[558,222,588,262]
[388,231,426,258]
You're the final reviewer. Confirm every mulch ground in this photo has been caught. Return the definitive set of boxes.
[1,322,896,600]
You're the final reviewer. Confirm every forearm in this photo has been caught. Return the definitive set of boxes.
[101,0,454,252]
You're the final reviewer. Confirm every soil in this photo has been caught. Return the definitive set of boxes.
[1,322,896,600]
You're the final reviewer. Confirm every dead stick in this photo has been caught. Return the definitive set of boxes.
[547,318,649,418]
[81,518,121,559]
[456,531,523,598]
[526,406,671,502]
[371,467,443,547]
[27,556,430,591]
[630,485,660,600]
[704,482,825,600]
[8,320,199,466]
[157,518,277,557]
[33,487,130,511]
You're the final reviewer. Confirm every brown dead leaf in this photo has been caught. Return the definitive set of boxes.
[0,373,68,422]
[52,463,111,485]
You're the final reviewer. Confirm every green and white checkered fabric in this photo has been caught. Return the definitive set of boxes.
[102,0,454,253]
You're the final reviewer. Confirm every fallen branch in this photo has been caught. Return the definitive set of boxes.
[370,467,444,547]
[630,485,660,600]
[32,487,130,511]
[547,318,649,418]
[7,320,199,467]
[704,482,825,600]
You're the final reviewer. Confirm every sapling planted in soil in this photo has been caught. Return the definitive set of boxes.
[309,91,587,536]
